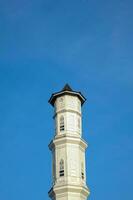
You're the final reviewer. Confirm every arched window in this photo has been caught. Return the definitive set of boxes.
[55,116,57,133]
[59,97,64,103]
[60,116,65,131]
[59,97,64,108]
[81,162,84,180]
[59,159,64,177]
[52,152,56,182]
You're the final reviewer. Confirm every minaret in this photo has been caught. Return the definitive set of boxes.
[48,84,90,200]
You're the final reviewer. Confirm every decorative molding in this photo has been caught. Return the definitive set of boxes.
[48,184,90,199]
[53,109,81,119]
[49,136,88,151]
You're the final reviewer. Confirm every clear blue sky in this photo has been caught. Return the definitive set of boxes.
[0,0,133,199]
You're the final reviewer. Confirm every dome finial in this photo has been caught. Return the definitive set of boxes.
[62,83,72,91]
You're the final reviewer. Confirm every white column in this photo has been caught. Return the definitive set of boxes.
[49,94,90,200]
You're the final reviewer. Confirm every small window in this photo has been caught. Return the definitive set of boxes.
[81,162,84,180]
[81,172,84,180]
[59,97,64,108]
[59,159,64,177]
[59,97,64,103]
[60,116,65,131]
[55,117,57,133]
[52,161,55,180]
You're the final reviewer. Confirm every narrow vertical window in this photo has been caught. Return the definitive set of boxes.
[59,97,64,108]
[60,116,65,131]
[59,159,64,177]
[81,162,84,180]
[55,116,57,133]
[52,160,55,181]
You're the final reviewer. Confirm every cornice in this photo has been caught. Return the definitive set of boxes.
[48,184,90,198]
[48,136,88,151]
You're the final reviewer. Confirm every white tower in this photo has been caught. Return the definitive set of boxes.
[48,84,90,200]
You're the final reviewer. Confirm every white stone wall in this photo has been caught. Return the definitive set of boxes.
[54,95,82,137]
[52,142,86,187]
[55,95,81,113]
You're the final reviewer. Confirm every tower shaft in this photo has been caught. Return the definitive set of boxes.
[48,85,90,200]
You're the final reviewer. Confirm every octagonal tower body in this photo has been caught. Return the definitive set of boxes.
[48,84,90,200]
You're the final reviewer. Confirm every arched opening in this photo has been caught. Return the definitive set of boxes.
[60,116,65,131]
[81,162,84,180]
[59,159,64,177]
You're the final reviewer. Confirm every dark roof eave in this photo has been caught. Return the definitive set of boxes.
[49,91,86,106]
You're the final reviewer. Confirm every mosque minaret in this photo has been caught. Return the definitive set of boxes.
[48,84,90,200]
